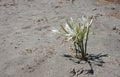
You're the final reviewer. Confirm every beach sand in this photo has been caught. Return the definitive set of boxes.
[0,0,120,77]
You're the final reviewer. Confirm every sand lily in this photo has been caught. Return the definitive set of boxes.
[52,16,93,61]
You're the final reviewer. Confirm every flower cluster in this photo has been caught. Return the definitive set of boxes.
[52,16,93,60]
[52,16,92,42]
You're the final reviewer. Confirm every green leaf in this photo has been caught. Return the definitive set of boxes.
[60,25,69,34]
[67,19,74,30]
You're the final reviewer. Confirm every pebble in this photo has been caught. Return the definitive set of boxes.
[111,7,115,10]
[113,26,117,30]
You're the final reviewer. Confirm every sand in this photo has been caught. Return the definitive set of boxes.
[0,0,120,77]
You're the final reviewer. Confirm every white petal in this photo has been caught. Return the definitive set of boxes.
[66,36,73,41]
[65,23,73,33]
[81,26,85,30]
[52,29,59,33]
[65,23,71,30]
[89,19,93,26]
[79,16,90,26]
[70,17,73,22]
[85,19,93,27]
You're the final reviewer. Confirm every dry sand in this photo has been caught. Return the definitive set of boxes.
[0,0,120,77]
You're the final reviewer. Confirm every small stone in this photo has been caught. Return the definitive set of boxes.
[37,19,41,22]
[92,8,97,11]
[15,46,18,49]
[111,7,115,10]
[113,26,116,30]
[55,6,61,8]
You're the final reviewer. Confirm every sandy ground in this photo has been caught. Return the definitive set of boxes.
[0,0,120,77]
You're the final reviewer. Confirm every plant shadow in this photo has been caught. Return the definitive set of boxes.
[63,53,108,75]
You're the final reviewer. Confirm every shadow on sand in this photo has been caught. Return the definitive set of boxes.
[63,53,108,75]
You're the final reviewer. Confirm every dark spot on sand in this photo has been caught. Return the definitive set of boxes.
[36,18,48,23]
[92,8,97,11]
[37,19,41,22]
[22,65,35,73]
[55,6,61,8]
[26,49,33,53]
[15,46,18,49]
[111,7,115,10]
[22,26,32,29]
[35,26,50,31]
[113,26,117,30]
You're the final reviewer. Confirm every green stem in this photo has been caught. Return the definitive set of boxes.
[81,40,85,57]
[77,40,84,57]
[74,42,77,56]
[77,42,82,53]
[85,27,90,55]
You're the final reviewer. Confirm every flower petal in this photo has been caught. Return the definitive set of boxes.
[52,29,60,33]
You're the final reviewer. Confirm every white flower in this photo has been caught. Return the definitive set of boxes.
[65,23,75,35]
[66,36,73,41]
[79,16,87,25]
[81,25,85,31]
[70,17,73,23]
[65,23,71,32]
[79,16,93,27]
[52,16,93,42]
[89,19,93,26]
